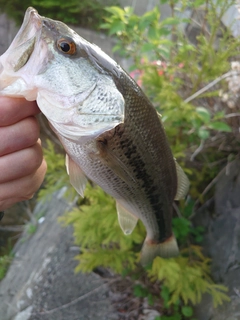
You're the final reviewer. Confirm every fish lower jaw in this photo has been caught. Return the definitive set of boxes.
[0,78,36,100]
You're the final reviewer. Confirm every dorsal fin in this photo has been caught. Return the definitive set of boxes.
[116,201,138,235]
[174,161,190,200]
[65,154,88,197]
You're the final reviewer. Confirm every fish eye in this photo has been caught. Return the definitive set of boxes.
[57,38,76,55]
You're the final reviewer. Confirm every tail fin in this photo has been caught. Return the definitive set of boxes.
[140,235,179,267]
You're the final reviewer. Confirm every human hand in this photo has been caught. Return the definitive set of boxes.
[0,97,47,211]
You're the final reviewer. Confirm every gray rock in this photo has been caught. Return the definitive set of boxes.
[193,159,240,320]
[0,191,117,320]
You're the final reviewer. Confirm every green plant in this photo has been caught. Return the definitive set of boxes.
[0,255,12,280]
[59,183,145,274]
[133,283,155,306]
[0,0,118,29]
[25,223,37,235]
[38,0,239,318]
[40,135,229,318]
[159,286,195,319]
[101,2,239,192]
[149,246,229,308]
[59,184,229,299]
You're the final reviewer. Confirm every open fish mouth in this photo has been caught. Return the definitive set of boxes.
[2,7,42,73]
[15,7,42,47]
[0,7,45,94]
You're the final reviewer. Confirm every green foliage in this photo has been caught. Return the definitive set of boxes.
[59,182,229,315]
[172,216,205,245]
[41,138,229,318]
[0,255,12,280]
[102,2,239,183]
[25,223,37,235]
[101,6,174,59]
[59,183,145,274]
[159,287,194,319]
[0,0,118,29]
[148,246,229,307]
[37,1,237,318]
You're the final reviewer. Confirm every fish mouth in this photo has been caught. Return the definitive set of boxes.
[6,7,43,72]
[16,7,42,46]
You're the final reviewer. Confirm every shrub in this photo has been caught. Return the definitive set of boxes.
[38,0,240,317]
[0,0,119,29]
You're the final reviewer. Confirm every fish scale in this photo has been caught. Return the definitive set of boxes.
[98,76,176,241]
[0,7,190,266]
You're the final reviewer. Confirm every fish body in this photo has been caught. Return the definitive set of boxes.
[0,8,189,265]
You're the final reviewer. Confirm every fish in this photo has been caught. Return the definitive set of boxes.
[0,7,189,266]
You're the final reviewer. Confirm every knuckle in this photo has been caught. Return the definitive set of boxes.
[24,117,40,143]
[27,145,44,172]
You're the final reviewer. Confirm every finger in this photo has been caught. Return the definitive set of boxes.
[0,97,40,126]
[0,116,40,156]
[0,142,43,183]
[0,158,47,211]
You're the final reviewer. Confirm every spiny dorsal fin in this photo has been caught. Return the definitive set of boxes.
[65,154,88,197]
[116,201,138,235]
[174,161,190,200]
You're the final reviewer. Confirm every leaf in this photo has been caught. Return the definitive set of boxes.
[148,293,154,306]
[213,111,225,120]
[109,21,125,35]
[133,284,148,297]
[196,107,211,123]
[208,122,232,132]
[105,6,125,19]
[192,118,203,129]
[161,17,180,26]
[141,7,160,25]
[198,128,210,140]
[112,44,122,53]
[140,42,156,53]
[172,217,191,243]
[161,285,171,307]
[100,22,110,29]
[181,306,193,317]
[158,27,172,36]
[148,25,160,40]
[191,0,206,7]
[139,12,156,30]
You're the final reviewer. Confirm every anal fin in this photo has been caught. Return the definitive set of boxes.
[65,154,88,197]
[116,201,138,235]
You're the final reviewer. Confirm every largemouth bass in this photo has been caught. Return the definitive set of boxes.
[0,7,189,266]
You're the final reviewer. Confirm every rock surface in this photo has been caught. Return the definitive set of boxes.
[193,159,240,320]
[0,190,117,320]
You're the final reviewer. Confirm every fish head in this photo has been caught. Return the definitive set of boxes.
[0,7,124,140]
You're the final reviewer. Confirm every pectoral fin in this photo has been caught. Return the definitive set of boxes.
[96,136,136,184]
[116,201,138,235]
[174,161,190,200]
[65,154,88,197]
